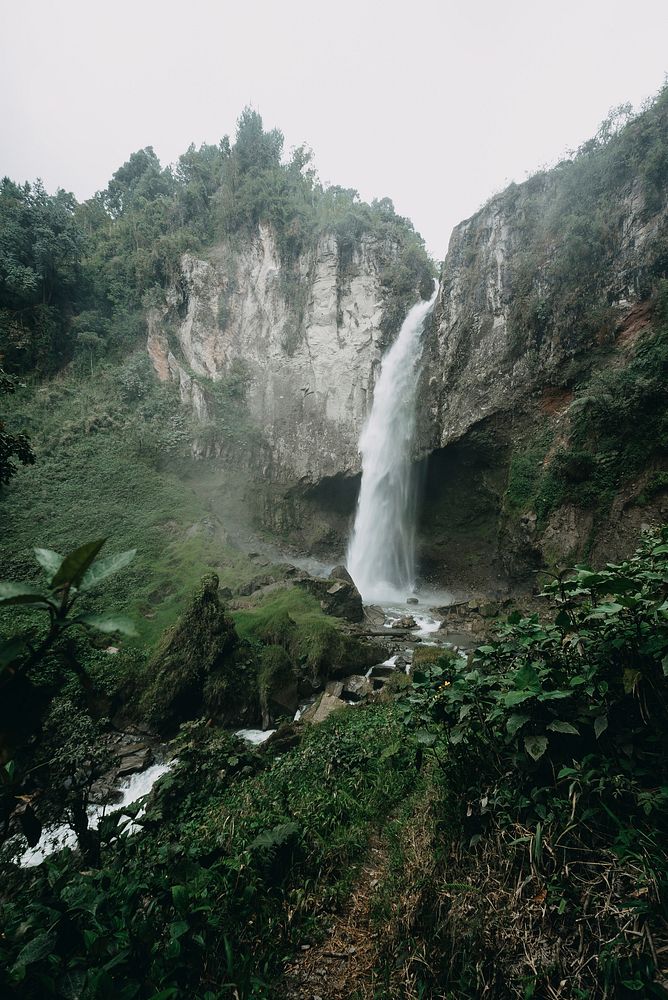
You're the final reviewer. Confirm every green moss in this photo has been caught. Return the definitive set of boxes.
[139,573,252,732]
[258,644,297,721]
[233,586,379,685]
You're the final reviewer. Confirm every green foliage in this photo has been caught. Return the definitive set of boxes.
[0,367,34,484]
[0,178,84,373]
[233,585,378,687]
[0,537,136,678]
[139,573,249,733]
[2,108,433,380]
[501,85,668,358]
[0,539,137,862]
[0,705,417,998]
[0,355,261,647]
[397,528,668,995]
[505,316,668,525]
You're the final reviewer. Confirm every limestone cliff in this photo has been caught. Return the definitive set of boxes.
[148,224,414,484]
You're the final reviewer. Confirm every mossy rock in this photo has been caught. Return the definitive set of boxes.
[412,645,458,669]
[141,574,256,733]
[258,644,299,725]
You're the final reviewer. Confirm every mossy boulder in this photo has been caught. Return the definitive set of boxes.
[141,574,257,733]
[412,645,458,669]
[258,644,299,726]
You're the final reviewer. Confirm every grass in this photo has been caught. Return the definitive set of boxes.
[232,585,380,682]
[1,704,420,999]
[0,353,260,646]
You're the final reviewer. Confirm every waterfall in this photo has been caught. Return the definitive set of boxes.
[347,285,437,603]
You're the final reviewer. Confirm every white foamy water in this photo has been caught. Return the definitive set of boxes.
[18,762,171,867]
[347,287,438,603]
[235,728,276,745]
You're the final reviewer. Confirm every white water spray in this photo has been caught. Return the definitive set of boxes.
[347,286,437,603]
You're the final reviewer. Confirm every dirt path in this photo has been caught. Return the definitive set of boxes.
[280,838,388,1000]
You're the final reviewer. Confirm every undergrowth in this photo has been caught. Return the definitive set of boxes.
[383,527,668,998]
[0,705,417,999]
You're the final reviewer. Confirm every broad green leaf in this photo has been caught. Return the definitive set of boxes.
[587,602,623,617]
[524,733,548,761]
[11,932,56,971]
[555,609,571,629]
[513,664,541,691]
[0,581,52,607]
[76,614,137,637]
[57,970,87,1000]
[415,730,437,746]
[547,720,579,735]
[79,548,137,592]
[503,690,534,707]
[623,667,642,692]
[33,547,64,582]
[172,885,190,915]
[51,538,107,590]
[506,712,530,736]
[594,714,608,739]
[661,656,668,678]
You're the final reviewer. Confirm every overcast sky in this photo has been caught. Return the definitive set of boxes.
[1,0,666,258]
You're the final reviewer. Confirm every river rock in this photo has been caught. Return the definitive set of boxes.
[407,597,419,604]
[296,576,364,622]
[236,573,276,597]
[342,674,372,700]
[394,615,417,629]
[117,748,153,777]
[302,692,347,724]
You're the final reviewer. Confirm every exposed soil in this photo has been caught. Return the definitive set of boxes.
[279,837,388,1000]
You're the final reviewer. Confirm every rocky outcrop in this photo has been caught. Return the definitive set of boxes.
[148,224,397,483]
[424,175,668,453]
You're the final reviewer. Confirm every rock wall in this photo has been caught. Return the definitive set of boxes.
[425,174,668,452]
[416,152,668,586]
[148,224,392,484]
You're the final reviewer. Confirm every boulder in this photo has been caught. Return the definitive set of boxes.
[329,565,355,586]
[302,692,347,724]
[236,573,276,597]
[407,597,419,605]
[117,750,153,777]
[258,645,299,726]
[394,615,417,629]
[342,675,372,701]
[296,576,364,623]
[140,574,246,733]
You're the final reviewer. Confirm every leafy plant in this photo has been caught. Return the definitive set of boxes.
[0,539,136,855]
[397,527,668,995]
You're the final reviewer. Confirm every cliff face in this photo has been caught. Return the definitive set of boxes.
[425,174,667,452]
[146,94,668,586]
[148,224,392,484]
[418,111,668,589]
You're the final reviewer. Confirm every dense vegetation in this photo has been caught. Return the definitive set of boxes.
[2,529,666,997]
[378,528,668,997]
[504,280,668,538]
[505,86,668,358]
[0,108,432,378]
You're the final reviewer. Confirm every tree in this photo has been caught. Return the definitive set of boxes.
[0,367,34,485]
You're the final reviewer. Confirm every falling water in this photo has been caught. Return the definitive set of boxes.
[347,285,438,603]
